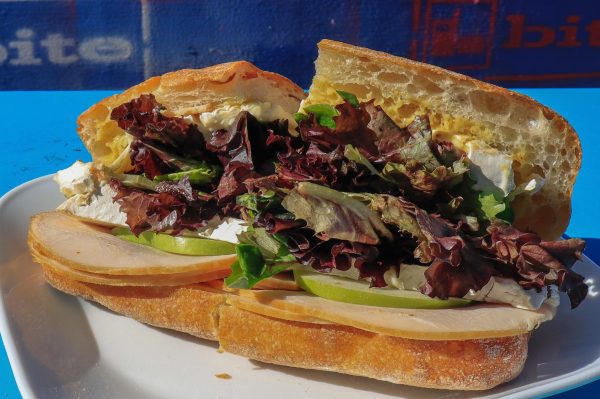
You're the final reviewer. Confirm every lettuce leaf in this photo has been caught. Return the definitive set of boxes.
[206,111,289,201]
[449,176,514,227]
[336,90,359,107]
[298,90,360,129]
[118,173,158,191]
[485,222,587,308]
[110,176,218,235]
[110,94,209,160]
[224,228,297,289]
[238,227,296,262]
[303,104,338,129]
[478,192,505,219]
[252,212,416,287]
[236,191,281,222]
[282,182,393,245]
[343,144,392,183]
[364,194,425,241]
[153,163,221,185]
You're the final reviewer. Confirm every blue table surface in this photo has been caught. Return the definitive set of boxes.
[0,90,599,398]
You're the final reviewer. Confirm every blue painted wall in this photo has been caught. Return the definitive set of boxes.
[0,0,599,89]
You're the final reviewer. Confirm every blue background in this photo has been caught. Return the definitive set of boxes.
[0,89,599,398]
[1,0,600,396]
[0,0,599,89]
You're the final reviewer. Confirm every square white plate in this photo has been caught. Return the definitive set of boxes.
[1,176,600,399]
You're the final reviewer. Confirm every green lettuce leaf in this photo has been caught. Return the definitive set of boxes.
[282,182,393,245]
[336,90,359,107]
[235,191,280,222]
[303,104,339,129]
[293,112,309,123]
[365,194,425,240]
[153,162,221,185]
[449,176,514,226]
[478,192,506,219]
[378,115,440,172]
[478,192,514,222]
[237,227,296,263]
[344,144,393,182]
[118,173,158,191]
[224,228,297,289]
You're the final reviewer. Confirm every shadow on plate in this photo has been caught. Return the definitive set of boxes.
[2,255,166,399]
[2,253,99,395]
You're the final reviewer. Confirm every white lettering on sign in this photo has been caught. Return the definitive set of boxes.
[79,37,132,63]
[9,28,43,65]
[41,34,79,65]
[0,45,7,64]
[0,28,134,66]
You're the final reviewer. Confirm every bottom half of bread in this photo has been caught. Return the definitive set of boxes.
[40,265,529,390]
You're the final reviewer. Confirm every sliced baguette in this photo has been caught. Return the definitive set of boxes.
[40,265,226,340]
[35,262,530,390]
[28,212,538,389]
[29,53,576,390]
[218,306,529,390]
[303,39,581,240]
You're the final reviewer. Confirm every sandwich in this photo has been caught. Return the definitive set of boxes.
[27,40,588,390]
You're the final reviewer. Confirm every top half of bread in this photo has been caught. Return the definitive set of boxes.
[302,40,582,240]
[77,61,306,173]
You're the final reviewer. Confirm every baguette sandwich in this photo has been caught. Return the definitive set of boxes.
[28,40,588,390]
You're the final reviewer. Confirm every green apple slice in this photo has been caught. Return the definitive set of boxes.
[294,269,471,309]
[112,227,236,256]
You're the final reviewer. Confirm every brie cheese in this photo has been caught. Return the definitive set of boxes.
[466,140,515,196]
[196,102,296,136]
[54,161,96,199]
[193,217,248,244]
[58,183,127,226]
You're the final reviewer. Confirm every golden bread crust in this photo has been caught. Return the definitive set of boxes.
[304,39,582,239]
[35,260,531,390]
[218,305,529,390]
[41,265,226,340]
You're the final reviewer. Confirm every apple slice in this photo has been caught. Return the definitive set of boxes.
[294,269,471,309]
[112,227,236,256]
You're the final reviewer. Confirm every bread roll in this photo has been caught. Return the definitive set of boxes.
[303,39,581,240]
[28,51,579,390]
[36,262,530,390]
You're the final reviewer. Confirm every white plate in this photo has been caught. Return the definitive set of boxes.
[1,176,600,399]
